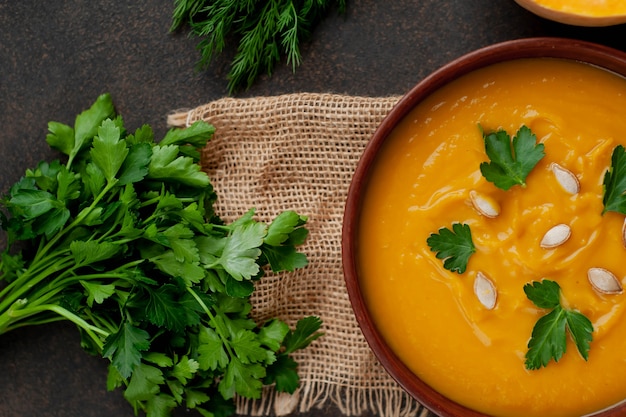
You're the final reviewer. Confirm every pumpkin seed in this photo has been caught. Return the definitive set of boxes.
[588,267,623,295]
[474,271,497,310]
[469,190,500,218]
[540,223,571,248]
[550,162,580,195]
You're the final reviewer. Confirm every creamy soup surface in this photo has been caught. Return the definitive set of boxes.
[358,58,626,417]
[535,0,626,16]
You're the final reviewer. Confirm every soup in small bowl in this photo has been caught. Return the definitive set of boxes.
[514,0,626,26]
[342,38,626,417]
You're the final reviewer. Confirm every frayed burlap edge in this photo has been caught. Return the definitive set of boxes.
[168,93,434,417]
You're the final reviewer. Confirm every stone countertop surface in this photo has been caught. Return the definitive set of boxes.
[1,1,625,417]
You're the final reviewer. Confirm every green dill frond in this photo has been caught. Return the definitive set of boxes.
[170,0,347,94]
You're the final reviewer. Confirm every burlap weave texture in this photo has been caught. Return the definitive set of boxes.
[168,93,434,417]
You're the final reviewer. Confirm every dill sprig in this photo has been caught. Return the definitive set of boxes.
[171,0,347,94]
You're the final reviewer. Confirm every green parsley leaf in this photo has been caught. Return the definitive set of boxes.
[83,162,107,197]
[159,120,215,148]
[178,291,213,327]
[283,316,323,355]
[33,207,71,238]
[143,352,175,368]
[146,394,177,417]
[480,125,545,190]
[45,94,115,164]
[218,357,265,399]
[118,142,153,185]
[45,121,75,156]
[123,362,164,402]
[197,326,229,371]
[55,166,81,201]
[264,354,299,394]
[80,280,116,307]
[155,192,184,212]
[264,210,307,246]
[166,376,185,405]
[524,280,593,370]
[525,307,567,369]
[263,317,322,394]
[265,355,300,394]
[148,144,210,188]
[70,240,121,265]
[258,319,290,352]
[169,355,200,384]
[106,363,124,391]
[262,245,309,273]
[565,309,594,362]
[261,210,309,272]
[149,250,206,286]
[178,203,208,233]
[230,329,270,364]
[522,279,561,309]
[161,224,199,263]
[195,235,224,266]
[219,222,266,281]
[6,188,70,238]
[139,284,190,331]
[103,321,151,379]
[184,388,211,409]
[90,118,129,182]
[426,223,476,274]
[125,124,155,146]
[9,189,61,220]
[73,94,116,156]
[24,160,64,195]
[602,144,626,214]
[224,276,255,298]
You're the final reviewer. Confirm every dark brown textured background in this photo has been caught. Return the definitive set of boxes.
[0,1,625,417]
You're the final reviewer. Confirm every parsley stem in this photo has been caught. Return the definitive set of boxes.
[1,315,66,332]
[25,259,144,310]
[31,181,117,265]
[186,287,235,358]
[0,248,69,301]
[0,302,108,348]
[81,308,118,335]
[0,255,75,312]
[11,248,71,286]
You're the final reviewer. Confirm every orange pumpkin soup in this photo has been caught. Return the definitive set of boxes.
[358,58,626,417]
[531,0,626,17]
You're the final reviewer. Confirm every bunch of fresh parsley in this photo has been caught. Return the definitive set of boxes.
[0,94,322,417]
[170,0,347,93]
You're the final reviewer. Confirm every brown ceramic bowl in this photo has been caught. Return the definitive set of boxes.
[342,37,626,417]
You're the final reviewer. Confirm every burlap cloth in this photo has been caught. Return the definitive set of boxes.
[167,93,435,417]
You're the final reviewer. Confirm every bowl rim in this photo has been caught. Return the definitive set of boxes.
[341,37,626,417]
